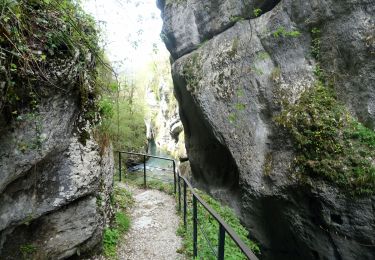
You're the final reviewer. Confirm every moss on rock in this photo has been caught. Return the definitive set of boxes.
[275,82,375,195]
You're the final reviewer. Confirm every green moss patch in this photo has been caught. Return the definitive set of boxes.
[275,83,375,195]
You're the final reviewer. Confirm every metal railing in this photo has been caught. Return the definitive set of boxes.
[117,151,259,260]
[118,151,177,192]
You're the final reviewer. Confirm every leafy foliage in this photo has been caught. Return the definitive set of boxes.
[94,71,146,155]
[104,185,134,258]
[103,228,120,258]
[0,0,101,123]
[275,83,375,195]
[115,212,131,233]
[112,185,135,211]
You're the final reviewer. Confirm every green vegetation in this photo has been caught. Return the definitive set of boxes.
[103,228,120,258]
[274,25,375,195]
[272,26,301,38]
[253,8,262,17]
[235,103,246,111]
[95,68,146,154]
[257,51,270,61]
[112,185,135,211]
[275,83,375,195]
[182,52,202,92]
[104,185,134,259]
[115,212,131,233]
[0,0,101,124]
[311,27,321,60]
[228,113,238,124]
[177,189,260,259]
[19,244,37,259]
[230,16,245,23]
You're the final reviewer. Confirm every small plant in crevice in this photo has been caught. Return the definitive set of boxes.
[253,8,262,17]
[228,112,238,124]
[272,26,301,38]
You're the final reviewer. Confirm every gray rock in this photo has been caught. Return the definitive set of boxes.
[160,0,375,259]
[0,196,100,259]
[170,120,183,139]
[0,90,114,259]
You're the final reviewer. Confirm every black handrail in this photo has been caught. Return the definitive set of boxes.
[117,151,258,260]
[118,151,177,193]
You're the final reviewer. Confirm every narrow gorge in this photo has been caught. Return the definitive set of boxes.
[158,0,375,259]
[0,0,374,259]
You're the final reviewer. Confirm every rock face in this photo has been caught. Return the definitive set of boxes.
[159,0,375,259]
[145,63,187,160]
[0,2,115,258]
[0,92,114,259]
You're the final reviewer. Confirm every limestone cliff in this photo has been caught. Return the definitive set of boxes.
[145,61,186,160]
[159,0,375,259]
[0,1,114,259]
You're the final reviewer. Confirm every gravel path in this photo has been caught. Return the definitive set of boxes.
[117,185,185,260]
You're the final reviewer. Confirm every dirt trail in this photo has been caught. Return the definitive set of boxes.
[117,185,185,260]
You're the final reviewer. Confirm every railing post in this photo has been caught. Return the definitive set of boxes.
[193,195,198,258]
[183,181,187,230]
[178,175,181,211]
[173,160,176,194]
[218,224,226,260]
[119,152,122,182]
[143,155,146,188]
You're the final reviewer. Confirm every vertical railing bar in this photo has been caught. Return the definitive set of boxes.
[143,155,146,188]
[178,174,181,211]
[183,180,187,229]
[119,152,122,182]
[173,160,176,194]
[218,224,226,260]
[193,195,198,258]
